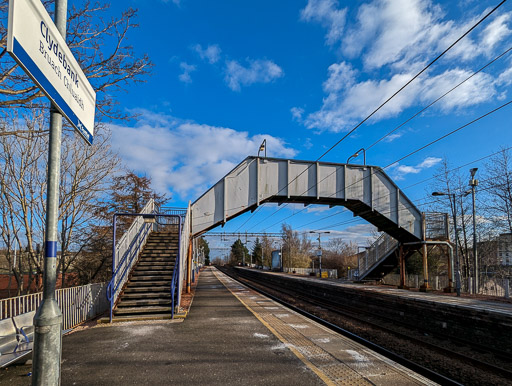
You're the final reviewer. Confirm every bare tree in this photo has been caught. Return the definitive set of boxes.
[323,237,358,277]
[0,109,120,293]
[281,224,312,268]
[0,0,152,132]
[483,148,512,234]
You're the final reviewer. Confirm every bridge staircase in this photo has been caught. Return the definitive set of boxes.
[107,200,191,322]
[357,212,449,281]
[114,231,178,320]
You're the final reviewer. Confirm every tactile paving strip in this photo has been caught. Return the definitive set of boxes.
[214,269,437,386]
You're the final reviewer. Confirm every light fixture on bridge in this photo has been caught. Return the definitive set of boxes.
[258,139,267,158]
[347,148,366,165]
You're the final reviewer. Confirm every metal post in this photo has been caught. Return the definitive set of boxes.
[420,213,430,291]
[32,1,67,384]
[398,245,407,288]
[471,184,478,294]
[186,240,192,293]
[280,244,283,272]
[451,194,461,297]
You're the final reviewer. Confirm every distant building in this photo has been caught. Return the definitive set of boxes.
[497,233,512,266]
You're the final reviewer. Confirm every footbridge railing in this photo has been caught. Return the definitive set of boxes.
[358,233,399,280]
[107,199,156,321]
[191,157,422,242]
[175,202,191,313]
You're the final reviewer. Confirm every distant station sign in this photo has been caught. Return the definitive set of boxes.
[7,0,96,144]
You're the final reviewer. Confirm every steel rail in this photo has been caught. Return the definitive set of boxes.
[219,267,462,386]
[229,268,512,380]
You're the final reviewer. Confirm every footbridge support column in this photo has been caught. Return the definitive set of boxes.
[398,245,408,289]
[187,240,192,294]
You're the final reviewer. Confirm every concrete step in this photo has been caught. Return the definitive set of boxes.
[143,247,178,252]
[124,286,170,293]
[126,280,171,287]
[104,314,179,323]
[140,252,176,257]
[117,299,171,308]
[114,306,173,315]
[138,258,175,263]
[135,264,173,270]
[130,275,173,281]
[132,270,173,276]
[122,292,171,299]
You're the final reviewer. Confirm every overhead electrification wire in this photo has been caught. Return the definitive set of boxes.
[366,45,512,151]
[237,0,512,231]
[257,100,512,232]
[236,0,508,232]
[316,0,508,161]
[314,177,510,232]
[292,145,512,231]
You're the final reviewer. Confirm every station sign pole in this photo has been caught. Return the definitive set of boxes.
[7,0,96,383]
[31,1,67,384]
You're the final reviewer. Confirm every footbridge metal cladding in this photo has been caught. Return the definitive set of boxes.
[191,156,425,279]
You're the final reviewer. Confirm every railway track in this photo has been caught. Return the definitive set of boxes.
[219,266,512,386]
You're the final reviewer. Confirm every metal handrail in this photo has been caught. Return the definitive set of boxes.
[358,233,399,278]
[106,200,188,321]
[170,215,182,319]
[177,202,191,309]
[106,223,152,312]
[106,199,155,322]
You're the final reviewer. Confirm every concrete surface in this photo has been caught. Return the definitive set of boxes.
[0,267,324,385]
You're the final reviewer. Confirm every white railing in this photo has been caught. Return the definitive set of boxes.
[177,202,191,310]
[0,283,108,330]
[108,199,155,313]
[358,233,399,279]
[381,274,510,298]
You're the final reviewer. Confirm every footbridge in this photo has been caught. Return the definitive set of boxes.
[192,156,422,241]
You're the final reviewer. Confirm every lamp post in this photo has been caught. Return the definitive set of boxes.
[432,191,461,297]
[347,148,366,165]
[258,139,267,158]
[310,231,330,277]
[469,168,479,294]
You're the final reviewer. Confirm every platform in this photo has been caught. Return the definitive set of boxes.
[243,268,512,317]
[0,267,437,385]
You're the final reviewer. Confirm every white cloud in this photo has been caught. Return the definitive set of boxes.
[290,107,304,121]
[109,110,296,198]
[392,156,442,180]
[383,132,403,143]
[193,44,222,64]
[305,205,333,214]
[299,0,512,132]
[417,156,442,168]
[224,59,284,91]
[300,0,347,45]
[304,62,420,131]
[479,14,512,54]
[178,62,196,83]
[318,223,377,245]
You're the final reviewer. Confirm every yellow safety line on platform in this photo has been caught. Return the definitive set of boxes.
[213,269,336,386]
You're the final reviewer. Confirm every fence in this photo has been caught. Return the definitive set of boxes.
[381,273,510,298]
[283,267,338,279]
[0,283,108,330]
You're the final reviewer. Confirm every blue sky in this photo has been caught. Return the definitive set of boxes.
[104,0,512,251]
